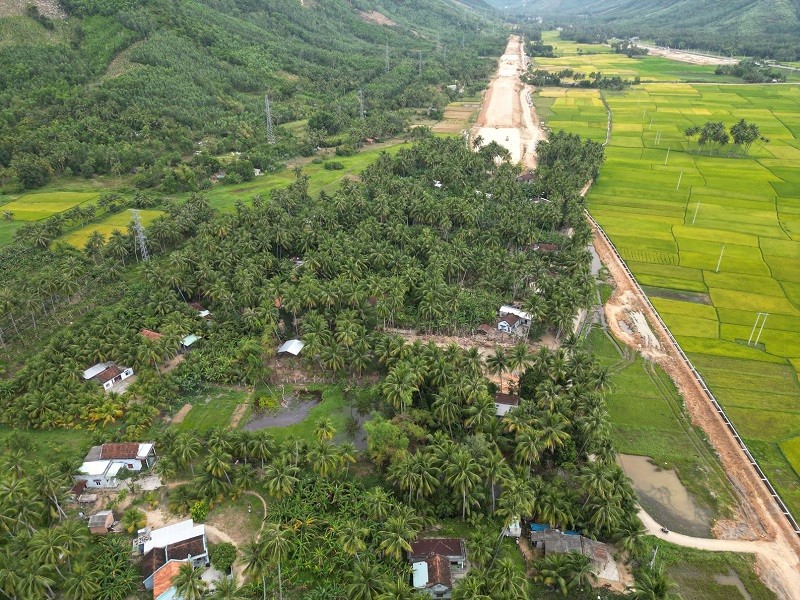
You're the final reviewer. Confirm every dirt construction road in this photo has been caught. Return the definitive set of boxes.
[473,36,545,168]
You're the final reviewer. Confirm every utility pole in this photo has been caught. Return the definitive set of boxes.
[131,210,149,262]
[264,95,276,144]
[650,545,659,570]
[358,89,365,121]
[715,244,725,272]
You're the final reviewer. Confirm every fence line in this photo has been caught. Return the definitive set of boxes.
[585,209,800,536]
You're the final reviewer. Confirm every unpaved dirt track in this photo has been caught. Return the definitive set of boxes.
[473,36,544,168]
[640,45,738,66]
[589,214,800,599]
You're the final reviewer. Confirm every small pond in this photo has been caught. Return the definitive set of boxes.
[618,454,712,537]
[243,389,323,430]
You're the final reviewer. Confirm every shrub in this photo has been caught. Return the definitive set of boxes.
[190,499,210,522]
[209,542,237,573]
[323,161,344,171]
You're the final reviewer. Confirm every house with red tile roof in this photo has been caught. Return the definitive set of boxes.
[75,442,156,489]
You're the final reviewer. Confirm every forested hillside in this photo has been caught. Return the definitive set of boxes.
[0,0,503,191]
[494,0,800,60]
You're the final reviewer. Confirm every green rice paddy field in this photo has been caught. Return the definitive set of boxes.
[533,31,800,84]
[535,81,800,516]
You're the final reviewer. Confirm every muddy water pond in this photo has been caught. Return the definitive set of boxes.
[618,454,712,537]
[243,390,322,430]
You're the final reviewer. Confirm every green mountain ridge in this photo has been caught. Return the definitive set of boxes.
[493,0,800,59]
[0,0,502,192]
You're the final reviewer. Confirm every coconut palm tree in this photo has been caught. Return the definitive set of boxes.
[172,562,206,600]
[345,559,385,600]
[377,514,417,560]
[486,348,510,392]
[209,577,246,600]
[444,448,482,521]
[630,565,680,600]
[204,447,233,484]
[314,418,336,443]
[173,432,201,476]
[261,523,293,600]
[376,575,424,600]
[309,441,340,478]
[263,458,299,500]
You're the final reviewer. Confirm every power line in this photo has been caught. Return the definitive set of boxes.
[131,210,150,262]
[264,95,276,144]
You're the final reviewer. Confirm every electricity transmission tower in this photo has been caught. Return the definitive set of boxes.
[264,95,276,144]
[131,210,150,262]
[385,43,390,73]
[358,89,365,121]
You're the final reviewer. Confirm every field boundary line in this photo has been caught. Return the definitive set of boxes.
[585,209,800,538]
[599,90,612,147]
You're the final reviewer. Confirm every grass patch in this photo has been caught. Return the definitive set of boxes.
[176,387,248,433]
[586,326,735,517]
[0,426,93,465]
[60,208,164,248]
[0,220,23,246]
[197,144,410,212]
[640,537,776,600]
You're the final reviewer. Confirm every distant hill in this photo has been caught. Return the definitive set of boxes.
[0,0,503,191]
[494,0,800,60]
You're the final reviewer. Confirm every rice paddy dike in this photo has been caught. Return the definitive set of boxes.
[532,34,800,518]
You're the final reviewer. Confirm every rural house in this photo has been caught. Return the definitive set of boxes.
[493,392,521,417]
[529,526,619,582]
[180,334,201,353]
[87,510,114,535]
[409,538,467,599]
[140,329,163,342]
[82,362,134,390]
[75,442,156,489]
[139,520,209,592]
[497,305,532,335]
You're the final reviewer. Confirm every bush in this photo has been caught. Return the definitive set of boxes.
[209,541,237,573]
[323,161,344,171]
[190,499,210,522]
[335,144,356,157]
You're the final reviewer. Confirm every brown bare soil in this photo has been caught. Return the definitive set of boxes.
[641,45,738,66]
[228,403,248,429]
[472,36,545,168]
[0,0,64,17]
[433,103,481,134]
[171,403,193,425]
[358,10,396,27]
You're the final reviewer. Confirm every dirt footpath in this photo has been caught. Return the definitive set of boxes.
[589,215,800,599]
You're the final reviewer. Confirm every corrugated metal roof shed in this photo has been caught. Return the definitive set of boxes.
[278,339,304,355]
